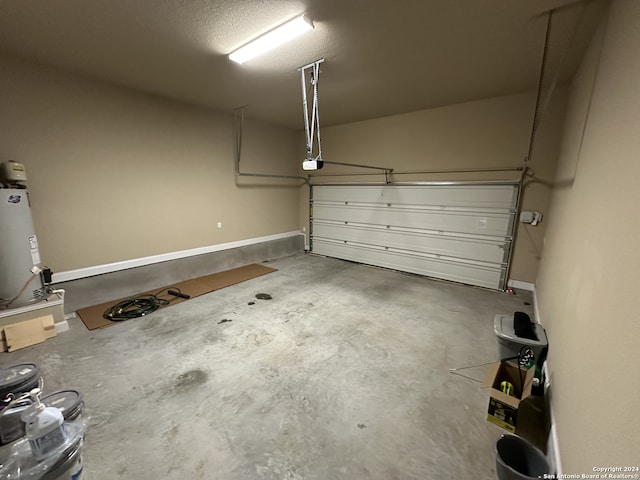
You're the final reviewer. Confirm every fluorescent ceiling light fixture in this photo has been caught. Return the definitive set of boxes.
[229,14,313,64]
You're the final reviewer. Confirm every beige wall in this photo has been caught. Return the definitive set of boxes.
[0,53,300,272]
[536,0,640,472]
[300,90,567,283]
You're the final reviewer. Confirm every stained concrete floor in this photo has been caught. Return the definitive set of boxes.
[1,253,533,479]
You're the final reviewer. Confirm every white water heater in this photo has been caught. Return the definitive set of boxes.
[0,162,44,308]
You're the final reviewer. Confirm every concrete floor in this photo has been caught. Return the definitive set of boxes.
[1,253,533,479]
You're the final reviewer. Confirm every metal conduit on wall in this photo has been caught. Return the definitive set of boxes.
[233,107,308,185]
[233,102,530,292]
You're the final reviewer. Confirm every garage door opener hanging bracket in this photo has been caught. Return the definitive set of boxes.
[300,59,325,171]
[299,59,394,181]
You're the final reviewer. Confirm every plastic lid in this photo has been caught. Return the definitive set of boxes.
[42,390,83,419]
[0,364,39,395]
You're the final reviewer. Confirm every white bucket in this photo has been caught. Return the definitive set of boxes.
[40,438,83,480]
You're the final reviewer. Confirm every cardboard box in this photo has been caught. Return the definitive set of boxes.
[482,361,535,432]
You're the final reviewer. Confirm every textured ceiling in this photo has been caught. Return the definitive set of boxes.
[0,0,608,129]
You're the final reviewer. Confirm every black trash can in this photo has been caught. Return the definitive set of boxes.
[496,435,549,479]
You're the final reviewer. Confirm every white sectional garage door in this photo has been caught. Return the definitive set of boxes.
[310,184,518,290]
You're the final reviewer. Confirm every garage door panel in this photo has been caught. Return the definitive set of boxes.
[313,222,509,264]
[312,238,504,290]
[313,185,517,210]
[311,184,517,290]
[313,204,513,237]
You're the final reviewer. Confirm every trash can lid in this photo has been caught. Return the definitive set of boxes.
[0,364,39,397]
[494,315,548,346]
[42,390,83,420]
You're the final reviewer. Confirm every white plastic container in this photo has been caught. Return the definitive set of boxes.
[494,314,548,361]
[40,439,84,480]
[0,411,86,479]
[23,389,68,461]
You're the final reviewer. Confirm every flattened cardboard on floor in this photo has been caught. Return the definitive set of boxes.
[77,263,276,330]
[2,314,56,352]
[482,361,535,432]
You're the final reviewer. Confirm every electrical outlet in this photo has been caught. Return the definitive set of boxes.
[217,222,222,228]
[531,212,543,226]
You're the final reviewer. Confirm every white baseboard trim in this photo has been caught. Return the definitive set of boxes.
[547,408,563,476]
[540,324,561,474]
[507,279,535,291]
[52,231,301,283]
[0,293,64,319]
[543,361,562,475]
[54,319,69,333]
[533,286,541,324]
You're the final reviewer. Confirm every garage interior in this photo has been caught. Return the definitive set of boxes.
[0,0,638,478]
